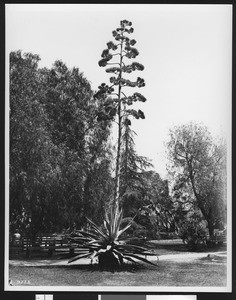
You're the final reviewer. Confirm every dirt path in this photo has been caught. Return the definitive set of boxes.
[9,250,227,267]
[158,251,227,261]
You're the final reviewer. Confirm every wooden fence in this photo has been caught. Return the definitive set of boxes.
[208,232,227,245]
[10,235,77,258]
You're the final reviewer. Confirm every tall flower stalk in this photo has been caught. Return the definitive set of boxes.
[95,19,146,208]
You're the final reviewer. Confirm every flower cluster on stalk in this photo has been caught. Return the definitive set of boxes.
[95,19,147,125]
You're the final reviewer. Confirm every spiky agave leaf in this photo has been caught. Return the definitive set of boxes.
[112,209,124,239]
[110,204,122,233]
[89,251,99,261]
[103,220,110,235]
[87,239,105,245]
[116,243,151,253]
[112,248,124,264]
[86,217,108,240]
[68,252,93,263]
[104,204,123,239]
[123,256,137,264]
[117,216,135,238]
[123,253,157,266]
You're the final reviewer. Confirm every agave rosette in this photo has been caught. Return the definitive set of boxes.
[67,204,157,267]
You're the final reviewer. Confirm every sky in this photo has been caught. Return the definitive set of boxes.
[6,4,232,178]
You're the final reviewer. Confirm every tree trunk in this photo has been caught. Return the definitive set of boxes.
[188,170,216,238]
[208,222,214,238]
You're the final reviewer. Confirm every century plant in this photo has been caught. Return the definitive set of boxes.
[68,20,157,269]
[68,204,157,269]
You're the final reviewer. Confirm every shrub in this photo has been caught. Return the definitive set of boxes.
[179,217,208,251]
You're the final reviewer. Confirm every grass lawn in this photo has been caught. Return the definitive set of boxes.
[9,258,227,287]
[8,240,227,287]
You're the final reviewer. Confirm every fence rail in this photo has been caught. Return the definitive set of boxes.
[208,233,227,245]
[10,235,76,258]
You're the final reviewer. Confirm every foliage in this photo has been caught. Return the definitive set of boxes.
[136,171,177,239]
[10,51,61,236]
[178,211,208,251]
[120,125,153,217]
[166,122,227,237]
[68,204,157,269]
[10,51,113,236]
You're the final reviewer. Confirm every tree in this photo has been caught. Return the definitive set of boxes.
[94,19,147,207]
[81,122,114,225]
[119,125,152,217]
[166,122,227,238]
[137,171,176,239]
[10,51,62,237]
[40,61,91,229]
[10,51,113,236]
[39,59,113,229]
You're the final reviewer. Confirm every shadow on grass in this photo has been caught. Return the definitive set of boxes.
[149,243,187,252]
[30,262,158,273]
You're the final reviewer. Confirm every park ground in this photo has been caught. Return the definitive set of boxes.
[8,239,227,287]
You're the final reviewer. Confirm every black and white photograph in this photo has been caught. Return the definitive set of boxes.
[5,4,232,292]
